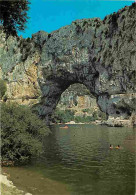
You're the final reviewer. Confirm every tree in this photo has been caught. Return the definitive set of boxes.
[0,0,30,36]
[1,102,50,164]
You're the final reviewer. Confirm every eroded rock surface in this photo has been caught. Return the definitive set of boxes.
[0,3,136,125]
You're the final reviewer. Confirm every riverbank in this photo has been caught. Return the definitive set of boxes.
[101,115,136,127]
[0,173,31,195]
[56,115,136,127]
[1,167,70,195]
[53,120,101,125]
[1,124,135,195]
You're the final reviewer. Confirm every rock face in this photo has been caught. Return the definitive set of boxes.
[0,30,41,105]
[57,83,99,111]
[56,83,100,119]
[0,3,136,125]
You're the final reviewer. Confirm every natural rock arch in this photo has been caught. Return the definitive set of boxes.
[0,3,135,125]
[33,3,136,124]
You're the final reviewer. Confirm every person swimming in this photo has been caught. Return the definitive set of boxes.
[115,145,120,149]
[110,144,113,149]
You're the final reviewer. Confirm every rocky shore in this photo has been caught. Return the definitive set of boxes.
[0,174,32,195]
[1,166,70,195]
[103,113,136,127]
[59,114,136,127]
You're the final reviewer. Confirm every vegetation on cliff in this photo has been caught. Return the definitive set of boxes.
[1,102,50,164]
[52,109,75,123]
[74,110,107,123]
[0,79,7,99]
[52,108,107,123]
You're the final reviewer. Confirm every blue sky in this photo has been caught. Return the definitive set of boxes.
[19,0,134,38]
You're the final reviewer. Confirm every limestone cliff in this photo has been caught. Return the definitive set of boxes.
[0,3,136,125]
[58,83,91,109]
[56,83,99,118]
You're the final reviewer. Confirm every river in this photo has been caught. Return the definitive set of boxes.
[3,124,135,195]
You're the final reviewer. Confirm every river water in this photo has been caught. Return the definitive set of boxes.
[3,125,135,195]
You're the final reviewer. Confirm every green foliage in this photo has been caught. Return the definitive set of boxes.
[52,109,75,123]
[97,110,107,120]
[1,102,50,164]
[92,111,98,119]
[0,0,30,36]
[0,79,7,99]
[74,115,98,123]
[74,111,100,123]
[52,108,107,124]
[82,108,90,113]
[3,94,8,102]
[74,110,107,123]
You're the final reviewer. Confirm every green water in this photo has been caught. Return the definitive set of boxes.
[4,125,135,195]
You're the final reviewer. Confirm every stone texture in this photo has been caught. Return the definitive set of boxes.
[0,3,136,125]
[0,31,41,105]
[56,83,99,115]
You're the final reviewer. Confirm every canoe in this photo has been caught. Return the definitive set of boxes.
[60,126,68,129]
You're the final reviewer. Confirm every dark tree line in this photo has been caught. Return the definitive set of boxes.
[0,0,30,36]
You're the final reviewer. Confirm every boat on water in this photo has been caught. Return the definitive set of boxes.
[60,126,68,129]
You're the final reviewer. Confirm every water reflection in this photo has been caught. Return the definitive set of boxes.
[5,125,135,195]
[40,125,135,195]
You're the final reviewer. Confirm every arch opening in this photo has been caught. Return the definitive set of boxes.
[51,83,107,124]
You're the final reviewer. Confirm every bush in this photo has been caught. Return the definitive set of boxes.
[3,94,8,102]
[92,111,98,120]
[82,108,90,113]
[0,79,7,99]
[52,109,75,123]
[52,108,107,124]
[97,110,107,120]
[74,115,96,123]
[1,102,50,164]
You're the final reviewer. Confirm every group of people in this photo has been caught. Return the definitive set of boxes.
[110,144,120,149]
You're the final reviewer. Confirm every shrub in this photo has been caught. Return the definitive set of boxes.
[0,79,7,99]
[1,102,50,164]
[97,110,107,120]
[74,115,95,123]
[92,111,98,120]
[82,108,90,113]
[52,108,107,123]
[3,94,8,102]
[52,109,75,123]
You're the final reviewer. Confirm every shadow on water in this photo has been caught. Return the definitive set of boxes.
[3,125,135,195]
